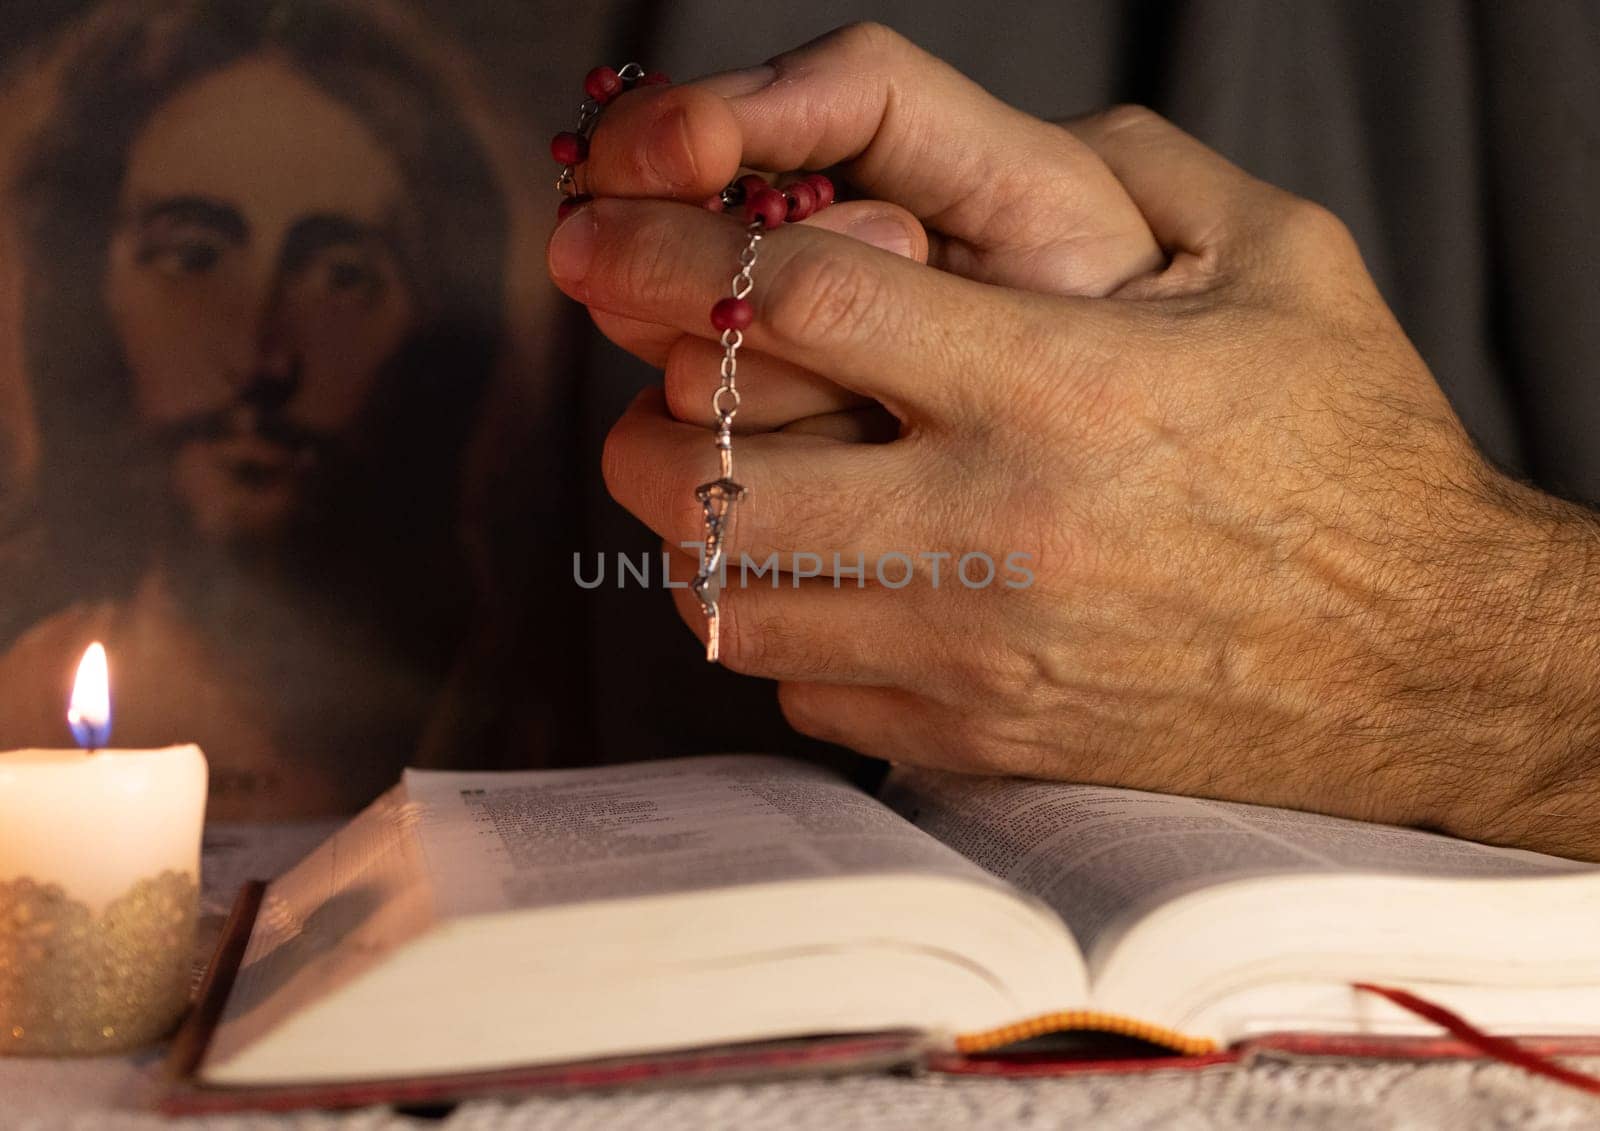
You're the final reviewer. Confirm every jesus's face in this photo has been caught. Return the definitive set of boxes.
[105,55,419,545]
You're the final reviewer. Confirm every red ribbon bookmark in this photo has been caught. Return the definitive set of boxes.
[1353,983,1600,1097]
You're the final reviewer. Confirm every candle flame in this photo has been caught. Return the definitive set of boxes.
[67,641,112,750]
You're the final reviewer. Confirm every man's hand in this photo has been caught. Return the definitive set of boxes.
[566,22,1164,439]
[548,25,1600,859]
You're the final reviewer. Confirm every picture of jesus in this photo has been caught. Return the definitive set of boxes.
[0,0,510,817]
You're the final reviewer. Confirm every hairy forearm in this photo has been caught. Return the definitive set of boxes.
[1424,470,1600,859]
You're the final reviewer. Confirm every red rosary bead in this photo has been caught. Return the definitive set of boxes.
[802,173,835,210]
[584,66,623,104]
[551,131,588,165]
[744,186,788,228]
[710,297,754,331]
[557,193,593,221]
[784,181,818,222]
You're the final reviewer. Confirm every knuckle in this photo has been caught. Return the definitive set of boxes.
[1256,196,1369,304]
[776,472,859,553]
[762,243,888,349]
[721,598,780,676]
[1275,196,1357,258]
[615,211,695,308]
[830,21,909,62]
[665,466,709,547]
[1094,103,1167,143]
[724,598,840,681]
[962,648,1038,714]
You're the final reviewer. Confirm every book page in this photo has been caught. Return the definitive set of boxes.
[407,755,994,918]
[204,787,435,1072]
[881,770,1592,968]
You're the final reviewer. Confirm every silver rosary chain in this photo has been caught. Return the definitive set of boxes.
[554,63,787,663]
[553,96,597,194]
[713,221,764,471]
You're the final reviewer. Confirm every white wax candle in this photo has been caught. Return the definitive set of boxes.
[1,643,209,1055]
[0,745,207,910]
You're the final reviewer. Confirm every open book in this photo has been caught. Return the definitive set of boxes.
[191,754,1600,1089]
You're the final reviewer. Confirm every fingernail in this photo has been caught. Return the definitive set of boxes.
[548,206,597,284]
[696,63,777,98]
[847,215,916,259]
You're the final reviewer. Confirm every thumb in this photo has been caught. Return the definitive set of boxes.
[797,200,928,262]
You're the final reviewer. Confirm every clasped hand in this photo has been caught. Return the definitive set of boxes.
[548,24,1600,859]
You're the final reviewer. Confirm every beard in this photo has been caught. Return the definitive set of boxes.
[158,402,336,551]
[149,376,476,676]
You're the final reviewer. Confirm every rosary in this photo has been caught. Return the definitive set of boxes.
[553,63,836,663]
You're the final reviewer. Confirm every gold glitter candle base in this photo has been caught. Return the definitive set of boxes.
[0,870,197,1056]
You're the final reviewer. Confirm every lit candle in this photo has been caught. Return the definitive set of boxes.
[0,642,208,1055]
